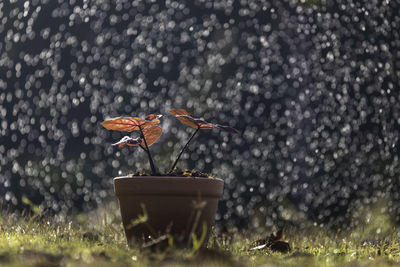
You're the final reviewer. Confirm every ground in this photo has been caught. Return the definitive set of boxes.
[1,205,400,267]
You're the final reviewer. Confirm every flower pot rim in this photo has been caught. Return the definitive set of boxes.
[113,175,224,197]
[114,175,223,181]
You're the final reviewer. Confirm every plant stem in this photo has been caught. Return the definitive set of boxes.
[169,127,200,173]
[139,127,157,175]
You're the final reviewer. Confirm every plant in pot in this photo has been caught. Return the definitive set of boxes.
[101,109,239,248]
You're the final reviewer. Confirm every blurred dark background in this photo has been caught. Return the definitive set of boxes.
[0,0,400,230]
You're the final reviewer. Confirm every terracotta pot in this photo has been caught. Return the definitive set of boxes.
[114,176,224,247]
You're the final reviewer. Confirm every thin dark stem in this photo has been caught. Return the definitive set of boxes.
[139,126,157,175]
[169,127,200,173]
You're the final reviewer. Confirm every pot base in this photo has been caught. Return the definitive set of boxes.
[113,176,224,247]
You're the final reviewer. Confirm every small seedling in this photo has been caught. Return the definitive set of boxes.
[101,109,239,175]
[168,109,239,173]
[101,114,162,175]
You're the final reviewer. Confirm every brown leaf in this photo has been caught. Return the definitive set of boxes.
[145,114,162,121]
[269,240,291,253]
[173,114,200,129]
[101,117,144,132]
[193,118,217,129]
[101,114,161,132]
[141,125,162,147]
[170,109,204,128]
[143,114,162,128]
[250,228,291,253]
[170,109,239,133]
[170,109,191,116]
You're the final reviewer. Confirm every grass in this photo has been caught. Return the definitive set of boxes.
[1,203,400,266]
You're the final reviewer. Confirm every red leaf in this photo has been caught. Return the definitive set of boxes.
[101,117,143,132]
[170,109,199,128]
[169,109,191,116]
[170,109,239,134]
[101,114,161,132]
[174,115,204,129]
[141,125,162,147]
